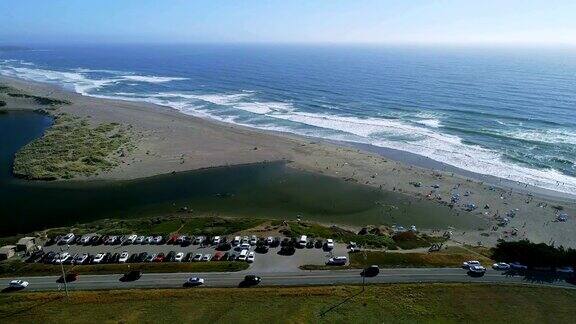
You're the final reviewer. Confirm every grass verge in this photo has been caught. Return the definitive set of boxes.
[0,260,248,278]
[0,284,574,323]
[348,247,493,268]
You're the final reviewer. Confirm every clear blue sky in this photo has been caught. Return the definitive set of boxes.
[1,0,575,45]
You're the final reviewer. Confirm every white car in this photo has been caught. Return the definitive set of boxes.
[462,260,481,269]
[153,236,163,244]
[92,253,105,264]
[202,254,212,261]
[237,250,248,261]
[119,251,130,263]
[174,252,185,262]
[240,243,251,250]
[185,277,204,286]
[9,280,29,289]
[125,234,138,244]
[194,236,205,245]
[135,236,145,244]
[469,265,487,274]
[327,256,348,265]
[232,236,241,246]
[79,235,92,245]
[144,236,154,244]
[492,262,510,271]
[192,253,203,262]
[73,253,89,264]
[556,266,574,274]
[241,236,249,244]
[250,235,258,245]
[247,251,255,263]
[325,239,334,250]
[213,236,221,245]
[54,252,71,264]
[59,233,75,245]
[266,236,274,245]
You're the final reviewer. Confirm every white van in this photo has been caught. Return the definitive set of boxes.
[237,249,248,261]
[232,236,241,245]
[298,235,307,247]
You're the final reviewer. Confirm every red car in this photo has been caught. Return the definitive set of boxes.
[153,253,165,262]
[166,235,179,244]
[212,252,223,261]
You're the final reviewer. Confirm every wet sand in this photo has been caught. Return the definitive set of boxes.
[1,75,575,248]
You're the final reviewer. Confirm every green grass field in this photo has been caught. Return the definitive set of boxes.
[0,284,574,323]
[0,260,248,278]
[348,247,493,268]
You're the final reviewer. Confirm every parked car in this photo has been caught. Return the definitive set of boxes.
[166,251,176,262]
[119,251,130,263]
[306,241,314,249]
[135,236,145,244]
[247,252,255,263]
[144,236,154,244]
[137,252,148,262]
[227,253,237,261]
[184,277,205,287]
[202,254,212,262]
[124,234,138,245]
[74,253,89,265]
[183,252,193,262]
[194,236,205,245]
[145,253,157,262]
[250,235,258,246]
[255,244,269,254]
[237,250,248,261]
[314,240,323,249]
[232,236,241,246]
[325,239,334,250]
[327,256,347,265]
[153,236,164,244]
[8,280,29,289]
[492,262,510,271]
[174,252,185,262]
[59,233,76,245]
[266,236,274,245]
[54,252,71,264]
[154,253,165,262]
[213,236,221,245]
[212,252,223,261]
[79,235,92,245]
[462,260,481,269]
[298,235,308,248]
[192,253,203,262]
[89,235,100,245]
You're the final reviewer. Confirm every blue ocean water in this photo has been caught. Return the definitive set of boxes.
[1,44,575,194]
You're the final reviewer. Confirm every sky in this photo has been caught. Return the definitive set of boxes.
[1,0,575,46]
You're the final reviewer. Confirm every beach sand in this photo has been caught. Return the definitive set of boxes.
[1,75,575,248]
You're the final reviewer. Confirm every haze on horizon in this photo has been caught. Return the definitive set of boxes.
[0,0,575,47]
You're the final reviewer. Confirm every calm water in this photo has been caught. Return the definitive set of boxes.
[1,45,575,195]
[0,112,483,236]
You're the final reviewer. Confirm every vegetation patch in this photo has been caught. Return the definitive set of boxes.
[13,113,134,180]
[349,247,493,268]
[0,100,6,107]
[0,259,247,278]
[6,92,71,106]
[392,231,431,250]
[1,284,574,323]
[492,240,576,268]
[283,221,397,249]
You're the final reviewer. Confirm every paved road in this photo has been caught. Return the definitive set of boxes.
[5,268,575,292]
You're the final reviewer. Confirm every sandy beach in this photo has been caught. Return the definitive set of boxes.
[1,75,575,248]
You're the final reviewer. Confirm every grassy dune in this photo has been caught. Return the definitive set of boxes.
[13,113,134,180]
[1,284,574,323]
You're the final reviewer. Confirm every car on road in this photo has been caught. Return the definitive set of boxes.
[57,272,79,283]
[247,251,255,263]
[202,254,212,262]
[119,251,130,263]
[192,253,203,262]
[8,280,29,289]
[492,262,510,271]
[510,262,528,270]
[361,265,380,277]
[174,252,185,262]
[325,239,334,250]
[468,265,487,275]
[184,277,205,287]
[242,275,261,286]
[121,270,142,282]
[462,260,481,269]
[327,256,347,265]
[556,266,574,274]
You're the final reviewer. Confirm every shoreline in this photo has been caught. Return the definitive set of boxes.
[1,75,575,248]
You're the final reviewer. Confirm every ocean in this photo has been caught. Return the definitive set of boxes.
[1,44,575,195]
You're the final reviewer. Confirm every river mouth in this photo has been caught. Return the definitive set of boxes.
[0,111,484,236]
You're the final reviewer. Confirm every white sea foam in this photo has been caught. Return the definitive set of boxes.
[235,101,295,115]
[506,128,576,145]
[120,75,188,83]
[416,119,441,128]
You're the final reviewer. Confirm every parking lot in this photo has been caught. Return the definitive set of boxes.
[39,234,349,272]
